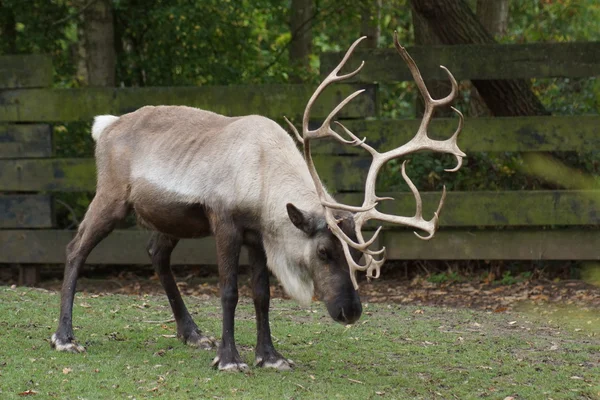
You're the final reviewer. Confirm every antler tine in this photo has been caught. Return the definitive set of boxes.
[302,36,367,135]
[400,160,423,217]
[334,121,377,155]
[393,30,458,108]
[445,107,465,172]
[308,89,366,141]
[283,116,304,144]
[432,66,459,107]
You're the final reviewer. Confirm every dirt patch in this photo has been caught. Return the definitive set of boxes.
[26,267,600,312]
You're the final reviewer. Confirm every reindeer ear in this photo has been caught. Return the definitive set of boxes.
[286,203,317,236]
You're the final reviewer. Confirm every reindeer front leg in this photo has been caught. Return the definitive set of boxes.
[211,221,248,372]
[249,245,294,370]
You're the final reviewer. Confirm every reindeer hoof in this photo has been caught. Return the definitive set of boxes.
[255,355,295,371]
[211,355,249,372]
[182,331,216,350]
[51,333,86,353]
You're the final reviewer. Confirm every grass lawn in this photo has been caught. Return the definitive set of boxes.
[0,286,598,399]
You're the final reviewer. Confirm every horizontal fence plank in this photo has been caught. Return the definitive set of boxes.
[0,124,52,158]
[0,84,376,122]
[1,154,599,215]
[0,55,53,89]
[0,158,97,191]
[321,42,600,82]
[0,195,53,228]
[0,157,371,192]
[0,230,248,265]
[311,116,600,154]
[1,229,598,264]
[382,229,600,260]
[338,190,600,227]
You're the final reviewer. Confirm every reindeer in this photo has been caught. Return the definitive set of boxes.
[51,32,465,371]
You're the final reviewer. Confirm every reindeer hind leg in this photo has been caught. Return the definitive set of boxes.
[52,193,130,353]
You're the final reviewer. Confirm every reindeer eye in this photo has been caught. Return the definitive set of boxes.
[317,245,328,260]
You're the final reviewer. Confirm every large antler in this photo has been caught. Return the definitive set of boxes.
[286,31,466,289]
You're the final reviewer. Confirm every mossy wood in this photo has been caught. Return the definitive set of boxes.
[0,124,52,158]
[383,229,600,260]
[0,55,53,89]
[338,190,600,227]
[1,228,598,264]
[321,42,600,82]
[310,116,600,154]
[0,230,248,265]
[0,84,376,122]
[0,195,53,228]
[0,157,370,192]
[2,156,600,198]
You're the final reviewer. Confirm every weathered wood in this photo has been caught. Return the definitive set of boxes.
[0,157,371,192]
[311,115,600,154]
[382,229,600,260]
[1,229,598,264]
[0,194,53,228]
[338,190,600,227]
[3,154,599,196]
[0,158,97,192]
[18,265,40,286]
[0,124,52,158]
[0,230,248,265]
[0,84,377,122]
[0,55,53,89]
[321,42,600,82]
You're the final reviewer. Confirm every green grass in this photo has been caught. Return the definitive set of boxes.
[0,287,598,399]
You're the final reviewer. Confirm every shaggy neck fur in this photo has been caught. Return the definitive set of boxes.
[259,146,326,306]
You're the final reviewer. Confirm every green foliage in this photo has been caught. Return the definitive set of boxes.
[427,271,461,284]
[0,0,78,86]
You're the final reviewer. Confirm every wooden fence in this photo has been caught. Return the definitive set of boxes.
[1,43,599,285]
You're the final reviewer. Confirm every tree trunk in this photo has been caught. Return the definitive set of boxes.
[360,0,381,49]
[0,4,17,54]
[476,0,509,36]
[75,0,115,87]
[410,0,549,116]
[411,5,453,117]
[289,0,314,82]
[469,0,510,117]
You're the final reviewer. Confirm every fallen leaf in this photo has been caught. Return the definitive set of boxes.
[348,378,364,384]
[62,367,72,374]
[503,397,515,400]
[508,321,517,325]
[376,391,385,395]
[570,376,584,380]
[18,390,38,396]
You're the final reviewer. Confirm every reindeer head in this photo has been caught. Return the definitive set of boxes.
[284,32,465,320]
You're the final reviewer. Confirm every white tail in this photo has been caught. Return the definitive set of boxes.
[91,115,119,141]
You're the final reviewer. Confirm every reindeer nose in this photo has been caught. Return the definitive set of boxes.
[332,298,362,325]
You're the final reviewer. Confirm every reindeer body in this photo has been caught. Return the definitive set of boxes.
[96,105,321,303]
